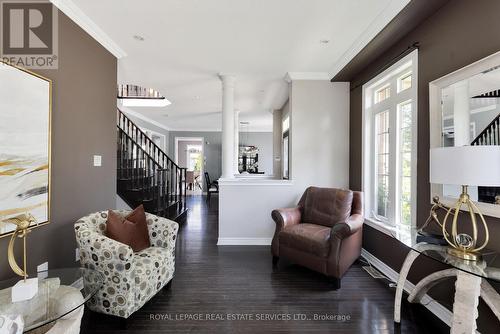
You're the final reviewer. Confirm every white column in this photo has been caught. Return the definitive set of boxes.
[234,110,240,174]
[219,74,236,179]
[453,80,470,146]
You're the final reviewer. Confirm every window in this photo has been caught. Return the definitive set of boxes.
[363,50,418,229]
[186,145,202,172]
[398,72,412,92]
[375,85,391,103]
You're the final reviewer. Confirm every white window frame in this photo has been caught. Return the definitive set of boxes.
[397,70,413,93]
[362,50,418,234]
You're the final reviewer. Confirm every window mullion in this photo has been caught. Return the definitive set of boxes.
[389,81,399,225]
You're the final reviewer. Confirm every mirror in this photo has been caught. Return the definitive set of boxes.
[0,61,51,235]
[430,51,500,217]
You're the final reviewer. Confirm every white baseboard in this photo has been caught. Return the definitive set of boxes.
[217,237,272,245]
[361,248,452,328]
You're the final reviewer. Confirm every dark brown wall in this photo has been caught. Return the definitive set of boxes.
[0,10,117,280]
[339,0,500,332]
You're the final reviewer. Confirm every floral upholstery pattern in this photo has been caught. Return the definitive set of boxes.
[74,210,178,319]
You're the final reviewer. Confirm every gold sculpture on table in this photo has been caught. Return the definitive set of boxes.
[419,196,450,235]
[4,213,36,281]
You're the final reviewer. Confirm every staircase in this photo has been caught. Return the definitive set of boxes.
[116,109,188,222]
[471,112,500,204]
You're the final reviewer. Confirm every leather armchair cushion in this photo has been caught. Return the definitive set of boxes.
[279,223,331,257]
[302,187,353,228]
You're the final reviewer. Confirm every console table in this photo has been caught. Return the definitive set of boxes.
[391,228,500,334]
[0,268,103,333]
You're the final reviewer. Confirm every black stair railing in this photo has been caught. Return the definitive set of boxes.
[117,109,187,218]
[471,112,500,146]
[471,112,500,204]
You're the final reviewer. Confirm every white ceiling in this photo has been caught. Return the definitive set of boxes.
[57,0,410,132]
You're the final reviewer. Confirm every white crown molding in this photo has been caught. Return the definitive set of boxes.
[329,0,411,78]
[50,0,127,58]
[284,72,331,82]
[361,249,452,328]
[118,104,172,132]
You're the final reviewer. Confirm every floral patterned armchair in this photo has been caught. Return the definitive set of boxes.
[74,210,178,319]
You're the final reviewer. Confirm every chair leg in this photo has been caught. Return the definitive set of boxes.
[272,256,279,266]
[329,277,341,290]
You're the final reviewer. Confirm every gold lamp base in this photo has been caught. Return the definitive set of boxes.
[446,247,481,261]
[442,185,489,262]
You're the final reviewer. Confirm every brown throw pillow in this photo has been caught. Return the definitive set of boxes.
[106,205,150,252]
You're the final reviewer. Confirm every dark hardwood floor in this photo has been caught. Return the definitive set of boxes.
[81,195,447,333]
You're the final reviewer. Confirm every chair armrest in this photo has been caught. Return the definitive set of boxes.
[74,225,135,274]
[330,214,364,240]
[271,207,302,230]
[146,214,179,251]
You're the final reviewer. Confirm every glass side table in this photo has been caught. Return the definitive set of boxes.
[390,227,500,334]
[0,268,103,333]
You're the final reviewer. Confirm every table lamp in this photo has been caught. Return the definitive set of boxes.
[430,146,500,261]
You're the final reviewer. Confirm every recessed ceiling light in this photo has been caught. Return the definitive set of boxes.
[133,35,145,41]
[194,96,201,100]
[320,39,330,44]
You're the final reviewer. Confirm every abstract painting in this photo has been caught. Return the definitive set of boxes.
[0,61,51,235]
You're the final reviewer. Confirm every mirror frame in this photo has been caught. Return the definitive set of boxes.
[0,60,52,237]
[429,51,500,218]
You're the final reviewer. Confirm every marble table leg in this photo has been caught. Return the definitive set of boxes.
[450,270,481,334]
[408,268,458,303]
[394,249,420,323]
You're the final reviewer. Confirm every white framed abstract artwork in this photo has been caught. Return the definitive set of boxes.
[0,61,52,235]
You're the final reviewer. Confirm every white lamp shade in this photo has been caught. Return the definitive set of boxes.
[430,146,500,186]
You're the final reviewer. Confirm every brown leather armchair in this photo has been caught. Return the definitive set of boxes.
[271,186,364,289]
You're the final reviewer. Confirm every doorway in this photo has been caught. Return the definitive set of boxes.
[175,137,204,195]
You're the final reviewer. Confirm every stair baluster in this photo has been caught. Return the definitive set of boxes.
[471,112,500,204]
[116,109,187,221]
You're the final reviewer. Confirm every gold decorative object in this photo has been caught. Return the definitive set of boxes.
[419,196,450,237]
[4,214,37,281]
[430,146,500,262]
[441,186,489,261]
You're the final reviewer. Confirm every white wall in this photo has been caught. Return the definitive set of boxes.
[116,195,132,210]
[218,81,350,245]
[290,81,350,190]
[218,180,296,244]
